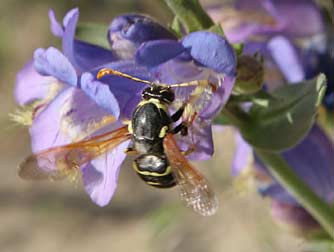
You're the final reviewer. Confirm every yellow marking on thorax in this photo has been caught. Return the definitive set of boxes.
[137,98,168,113]
[159,126,169,138]
[127,121,133,134]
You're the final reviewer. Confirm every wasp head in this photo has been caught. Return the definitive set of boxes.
[142,86,175,104]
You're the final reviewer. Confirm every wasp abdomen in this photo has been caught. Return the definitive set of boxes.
[133,154,176,188]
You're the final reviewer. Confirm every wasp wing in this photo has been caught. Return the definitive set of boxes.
[163,133,218,216]
[19,126,131,181]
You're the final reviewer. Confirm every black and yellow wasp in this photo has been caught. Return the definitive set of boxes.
[19,68,218,216]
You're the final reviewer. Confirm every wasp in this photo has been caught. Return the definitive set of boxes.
[19,68,218,216]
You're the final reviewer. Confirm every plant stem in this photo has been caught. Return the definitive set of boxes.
[256,149,334,239]
[164,0,214,32]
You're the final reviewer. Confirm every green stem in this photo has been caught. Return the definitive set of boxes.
[164,0,214,32]
[256,149,334,239]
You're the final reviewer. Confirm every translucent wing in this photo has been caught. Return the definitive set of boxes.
[173,76,223,156]
[19,126,131,181]
[163,133,218,216]
[173,76,222,125]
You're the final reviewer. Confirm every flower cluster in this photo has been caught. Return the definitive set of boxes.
[15,8,237,206]
[209,0,334,232]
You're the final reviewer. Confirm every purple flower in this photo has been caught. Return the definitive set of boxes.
[216,0,334,231]
[209,0,334,111]
[208,0,324,82]
[132,29,237,159]
[233,125,334,231]
[15,8,237,206]
[15,8,153,206]
[208,0,324,44]
[108,14,177,59]
[270,200,320,233]
[267,126,334,231]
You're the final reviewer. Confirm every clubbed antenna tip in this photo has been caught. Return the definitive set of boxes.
[96,68,154,86]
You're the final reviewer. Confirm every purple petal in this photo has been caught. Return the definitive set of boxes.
[266,0,324,37]
[176,118,214,160]
[282,125,334,202]
[59,89,116,141]
[80,72,120,119]
[72,41,117,71]
[30,87,118,153]
[225,24,263,44]
[108,14,176,46]
[152,59,206,84]
[235,0,267,10]
[107,33,138,60]
[62,8,78,27]
[30,88,75,153]
[92,60,152,118]
[14,60,55,106]
[48,9,63,37]
[232,131,253,176]
[235,0,324,37]
[62,9,116,72]
[271,200,320,231]
[208,4,279,43]
[267,36,305,83]
[82,139,129,207]
[182,31,237,75]
[33,47,77,86]
[136,40,184,67]
[258,183,297,204]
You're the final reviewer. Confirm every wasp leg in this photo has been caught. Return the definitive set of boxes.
[171,122,188,136]
[171,107,185,122]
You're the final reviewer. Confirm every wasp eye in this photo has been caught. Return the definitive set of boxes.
[162,91,175,103]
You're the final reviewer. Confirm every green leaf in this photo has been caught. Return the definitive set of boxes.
[76,23,109,49]
[228,90,275,105]
[164,0,214,32]
[232,43,244,56]
[240,74,327,151]
[208,24,224,36]
[170,17,183,38]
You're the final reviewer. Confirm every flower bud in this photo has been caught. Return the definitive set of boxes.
[108,14,176,46]
[108,14,176,60]
[233,55,264,94]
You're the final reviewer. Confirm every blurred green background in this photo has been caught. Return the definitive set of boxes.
[0,0,308,251]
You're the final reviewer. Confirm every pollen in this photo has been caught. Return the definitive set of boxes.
[9,106,34,126]
[66,167,80,186]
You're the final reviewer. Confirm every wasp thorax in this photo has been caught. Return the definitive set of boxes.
[142,86,175,104]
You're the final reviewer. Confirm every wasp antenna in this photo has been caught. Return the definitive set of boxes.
[97,68,154,86]
[168,80,213,89]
